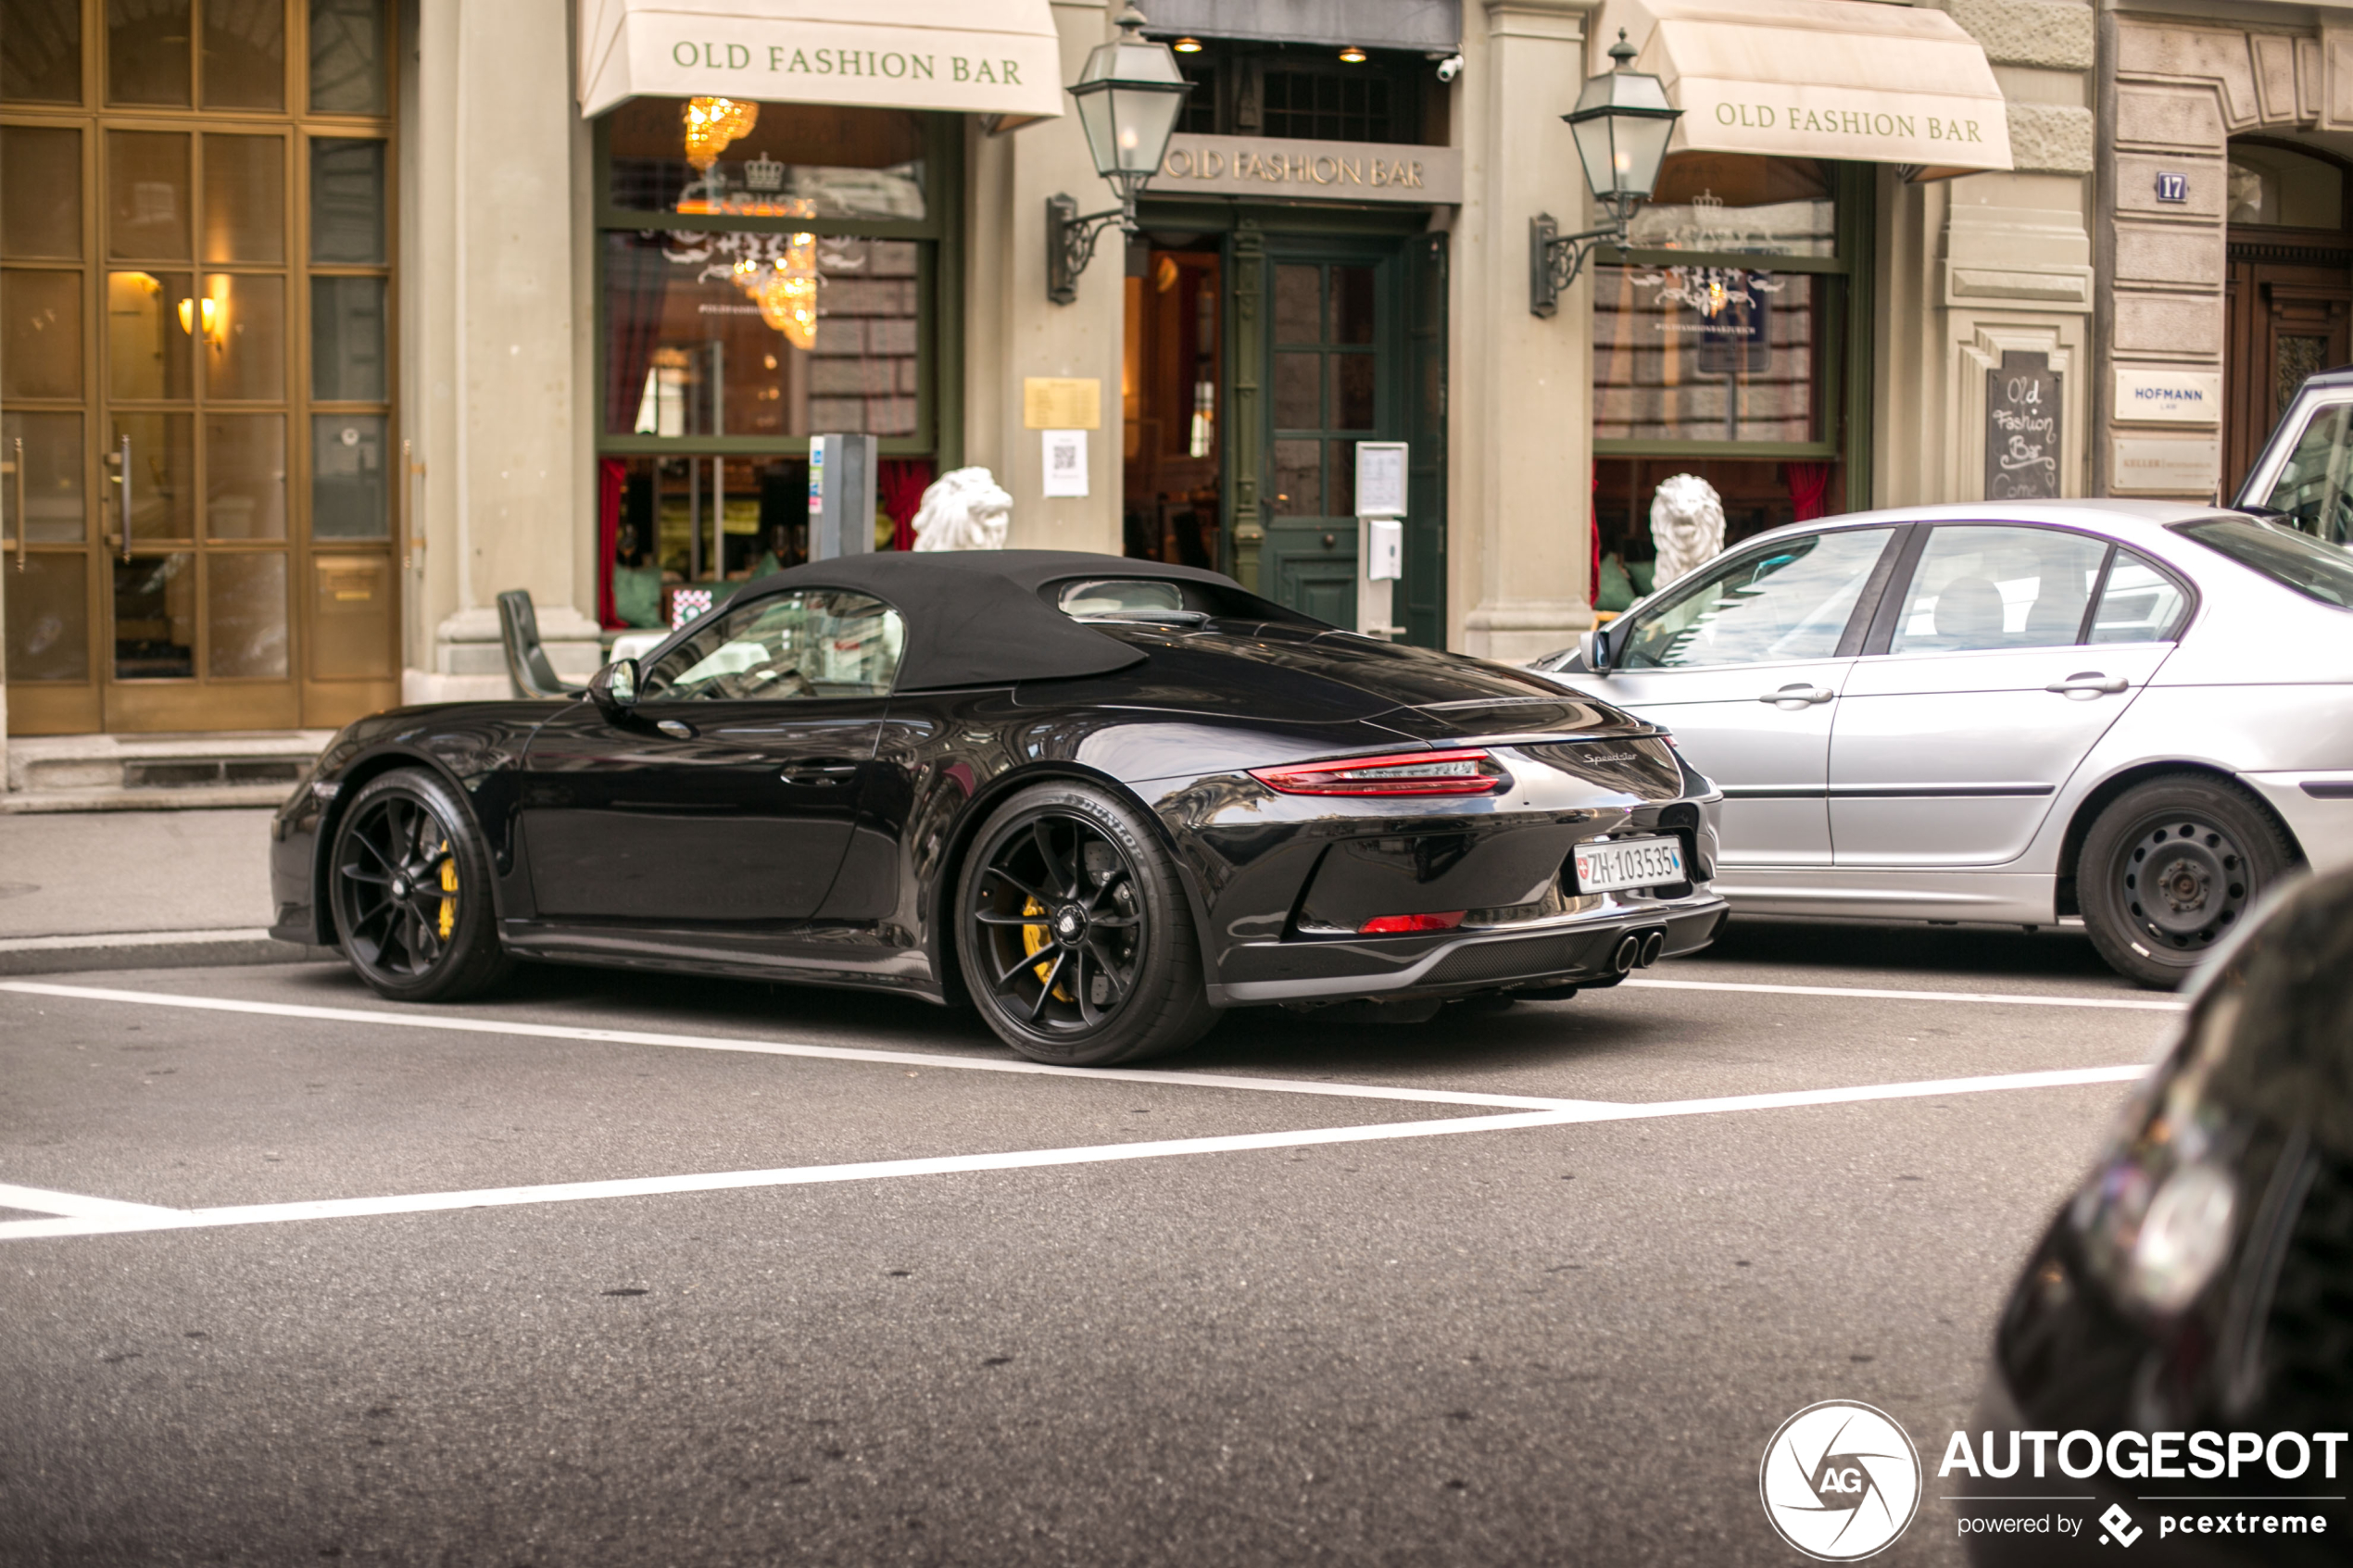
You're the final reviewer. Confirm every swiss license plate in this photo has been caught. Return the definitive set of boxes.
[1573,835,1686,893]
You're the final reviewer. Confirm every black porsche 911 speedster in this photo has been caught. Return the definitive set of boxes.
[270,551,1727,1063]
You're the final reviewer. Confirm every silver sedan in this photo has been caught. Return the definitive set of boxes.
[1529,501,2353,986]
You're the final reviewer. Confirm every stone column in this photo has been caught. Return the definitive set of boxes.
[963,0,1124,555]
[1453,0,1600,663]
[402,0,601,703]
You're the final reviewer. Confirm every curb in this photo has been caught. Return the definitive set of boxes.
[0,929,336,976]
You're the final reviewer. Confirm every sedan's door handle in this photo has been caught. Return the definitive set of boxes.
[2045,672,2129,696]
[1760,684,1836,706]
[780,761,861,785]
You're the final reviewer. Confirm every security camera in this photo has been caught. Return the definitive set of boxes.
[1434,53,1464,83]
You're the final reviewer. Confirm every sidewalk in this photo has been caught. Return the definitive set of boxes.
[0,808,332,975]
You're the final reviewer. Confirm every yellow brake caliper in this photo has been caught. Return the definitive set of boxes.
[436,841,457,939]
[1020,897,1072,1000]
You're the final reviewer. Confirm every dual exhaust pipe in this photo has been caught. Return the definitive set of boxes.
[1608,928,1667,976]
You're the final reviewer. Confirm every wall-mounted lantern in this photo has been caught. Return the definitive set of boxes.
[1048,6,1191,306]
[1529,31,1681,318]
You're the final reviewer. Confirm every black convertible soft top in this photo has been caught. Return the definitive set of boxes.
[711,549,1310,692]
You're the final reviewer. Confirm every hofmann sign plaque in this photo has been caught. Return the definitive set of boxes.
[2114,367,2222,425]
[1153,134,1463,206]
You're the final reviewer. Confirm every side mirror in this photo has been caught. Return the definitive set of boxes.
[1579,626,1614,674]
[588,658,640,718]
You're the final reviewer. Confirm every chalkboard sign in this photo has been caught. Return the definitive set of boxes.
[1985,350,2062,500]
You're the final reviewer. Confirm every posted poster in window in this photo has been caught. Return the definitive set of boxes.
[1354,442,1408,517]
[1042,429,1088,497]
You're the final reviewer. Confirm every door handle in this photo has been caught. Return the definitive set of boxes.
[4,436,21,570]
[780,762,861,785]
[1760,684,1836,706]
[2045,673,2129,696]
[654,719,694,740]
[107,433,132,562]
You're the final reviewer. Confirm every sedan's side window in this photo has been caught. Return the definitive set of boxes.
[1616,528,1895,670]
[641,590,904,702]
[1887,526,2110,655]
[2087,551,2192,644]
[2259,402,2353,545]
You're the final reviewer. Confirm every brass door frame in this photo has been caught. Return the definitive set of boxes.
[2,0,399,735]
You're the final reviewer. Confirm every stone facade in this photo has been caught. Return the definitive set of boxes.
[2094,12,2347,498]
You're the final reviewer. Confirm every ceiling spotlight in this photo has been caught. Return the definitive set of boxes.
[1339,45,1366,64]
[1172,36,1202,53]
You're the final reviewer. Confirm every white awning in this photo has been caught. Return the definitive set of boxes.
[1623,0,2011,178]
[578,0,1065,121]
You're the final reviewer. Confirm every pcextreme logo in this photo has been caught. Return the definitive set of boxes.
[1760,1400,1925,1561]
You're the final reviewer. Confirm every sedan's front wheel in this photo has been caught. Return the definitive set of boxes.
[2079,774,2294,988]
[328,767,512,1002]
[957,782,1217,1064]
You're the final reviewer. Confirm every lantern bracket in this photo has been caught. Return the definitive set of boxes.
[1048,194,1134,306]
[1529,203,1634,318]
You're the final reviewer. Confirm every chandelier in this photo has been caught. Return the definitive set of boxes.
[732,233,821,350]
[682,96,759,171]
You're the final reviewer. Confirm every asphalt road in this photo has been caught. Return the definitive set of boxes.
[0,922,2178,1567]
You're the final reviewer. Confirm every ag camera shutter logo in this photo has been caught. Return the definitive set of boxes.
[1760,1400,1923,1560]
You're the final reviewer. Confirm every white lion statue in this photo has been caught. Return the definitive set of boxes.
[911,467,1012,552]
[1649,472,1726,588]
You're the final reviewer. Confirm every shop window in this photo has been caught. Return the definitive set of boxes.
[1142,40,1434,145]
[603,99,926,221]
[596,101,953,629]
[1592,155,1869,608]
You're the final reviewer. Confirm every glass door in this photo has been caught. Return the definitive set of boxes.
[2,0,396,735]
[1254,241,1403,630]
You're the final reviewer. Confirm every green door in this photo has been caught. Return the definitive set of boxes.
[1256,242,1403,630]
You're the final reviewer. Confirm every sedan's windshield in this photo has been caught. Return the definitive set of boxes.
[2179,516,2353,609]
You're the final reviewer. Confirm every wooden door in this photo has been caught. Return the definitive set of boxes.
[2225,256,2353,496]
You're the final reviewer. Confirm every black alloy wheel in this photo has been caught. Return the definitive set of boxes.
[328,767,512,1002]
[956,782,1217,1065]
[2080,773,2295,988]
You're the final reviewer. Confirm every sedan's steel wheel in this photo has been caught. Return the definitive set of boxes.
[2081,774,2294,989]
[328,768,511,1002]
[973,812,1146,1035]
[956,783,1218,1065]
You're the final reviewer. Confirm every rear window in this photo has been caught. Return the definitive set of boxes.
[1044,575,1323,627]
[2179,517,2353,609]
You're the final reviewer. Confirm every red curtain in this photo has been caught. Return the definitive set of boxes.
[879,458,935,552]
[1590,466,1602,607]
[597,458,626,628]
[1785,461,1834,523]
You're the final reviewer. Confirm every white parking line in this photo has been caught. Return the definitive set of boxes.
[0,1183,185,1221]
[1622,978,2184,1011]
[0,1062,2148,1243]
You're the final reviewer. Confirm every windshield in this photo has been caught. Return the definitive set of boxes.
[2179,517,2353,609]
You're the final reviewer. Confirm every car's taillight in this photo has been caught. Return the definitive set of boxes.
[1248,748,1506,797]
[1359,910,1466,934]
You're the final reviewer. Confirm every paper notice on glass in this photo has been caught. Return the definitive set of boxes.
[1354,441,1408,517]
[1041,429,1088,497]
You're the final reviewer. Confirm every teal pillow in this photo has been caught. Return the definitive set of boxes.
[613,564,662,629]
[1628,558,1657,596]
[1594,554,1635,612]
